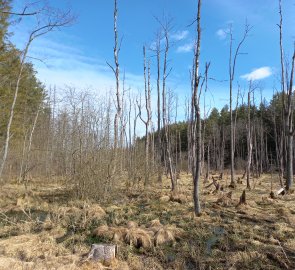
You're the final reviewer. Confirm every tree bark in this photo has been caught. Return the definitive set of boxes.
[161,22,177,192]
[192,0,202,215]
[246,86,253,189]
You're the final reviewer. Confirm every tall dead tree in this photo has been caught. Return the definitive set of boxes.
[138,46,152,186]
[228,23,251,187]
[285,50,295,190]
[278,0,295,191]
[191,0,202,215]
[0,4,73,180]
[154,30,163,185]
[106,0,121,185]
[246,82,253,189]
[161,19,177,192]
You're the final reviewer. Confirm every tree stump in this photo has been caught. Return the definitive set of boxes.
[238,190,246,205]
[237,177,243,184]
[270,191,276,199]
[87,244,117,264]
[228,182,236,189]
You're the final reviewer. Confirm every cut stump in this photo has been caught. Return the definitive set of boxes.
[87,244,117,264]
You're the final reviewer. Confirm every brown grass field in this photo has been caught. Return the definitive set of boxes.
[0,173,294,269]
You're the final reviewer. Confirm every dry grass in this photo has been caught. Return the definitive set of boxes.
[0,172,294,269]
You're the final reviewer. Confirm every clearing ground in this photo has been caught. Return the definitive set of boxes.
[0,173,294,269]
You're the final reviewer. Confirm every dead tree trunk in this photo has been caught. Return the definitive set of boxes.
[23,107,40,186]
[106,0,122,190]
[279,0,295,190]
[161,21,177,193]
[138,46,152,186]
[228,23,250,188]
[246,84,253,189]
[155,31,163,185]
[192,0,205,216]
[205,143,210,183]
[285,49,295,190]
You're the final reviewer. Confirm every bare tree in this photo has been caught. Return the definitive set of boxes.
[154,30,163,185]
[160,18,178,193]
[106,0,122,189]
[191,0,203,215]
[228,23,251,188]
[137,47,152,186]
[278,0,295,191]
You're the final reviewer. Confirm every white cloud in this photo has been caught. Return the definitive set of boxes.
[241,66,273,81]
[176,42,194,53]
[171,30,189,41]
[149,41,156,51]
[17,35,145,94]
[216,28,228,40]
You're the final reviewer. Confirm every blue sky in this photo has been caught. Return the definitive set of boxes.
[11,0,295,118]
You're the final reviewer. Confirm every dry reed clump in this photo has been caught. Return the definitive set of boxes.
[124,228,153,249]
[93,220,184,250]
[146,219,184,246]
[154,224,184,246]
[113,227,129,243]
[148,219,162,227]
[159,195,170,202]
[216,191,233,206]
[169,193,187,204]
[147,219,163,234]
[93,221,154,249]
[154,228,175,246]
[92,225,128,243]
[54,203,106,231]
[127,221,138,229]
[93,225,114,240]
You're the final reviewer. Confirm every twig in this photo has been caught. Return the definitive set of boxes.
[277,239,291,265]
[0,212,17,226]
